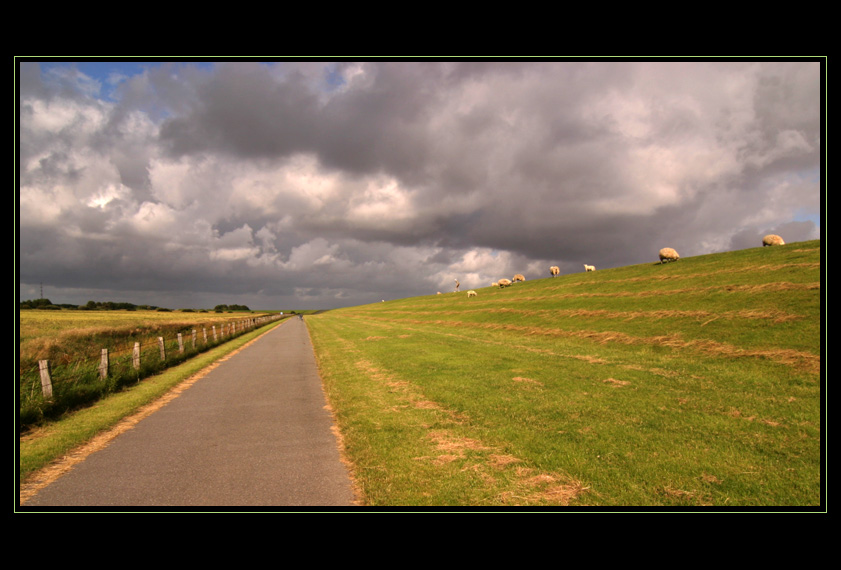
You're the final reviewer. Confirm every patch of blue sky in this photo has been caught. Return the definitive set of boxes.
[323,64,347,92]
[38,61,147,100]
[794,166,822,228]
[794,207,822,228]
[37,60,214,101]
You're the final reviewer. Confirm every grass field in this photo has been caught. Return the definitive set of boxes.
[19,309,267,363]
[18,309,280,428]
[306,241,822,507]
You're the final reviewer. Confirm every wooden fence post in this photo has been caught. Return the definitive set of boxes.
[192,329,197,349]
[39,360,53,399]
[203,327,208,344]
[133,342,141,370]
[99,348,110,380]
[212,326,217,342]
[177,333,184,353]
[158,337,166,360]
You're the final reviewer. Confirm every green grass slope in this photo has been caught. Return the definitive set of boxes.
[306,241,822,508]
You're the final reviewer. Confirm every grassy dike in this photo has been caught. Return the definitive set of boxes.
[306,241,822,507]
[19,320,285,486]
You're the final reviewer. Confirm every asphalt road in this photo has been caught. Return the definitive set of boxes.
[22,317,357,509]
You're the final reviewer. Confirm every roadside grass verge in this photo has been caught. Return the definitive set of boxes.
[307,241,822,507]
[18,320,284,487]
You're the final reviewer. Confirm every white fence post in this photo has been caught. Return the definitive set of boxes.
[39,360,53,399]
[99,348,110,380]
[133,342,141,370]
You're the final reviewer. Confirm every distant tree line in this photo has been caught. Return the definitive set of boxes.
[214,304,251,312]
[19,298,162,311]
[19,298,253,312]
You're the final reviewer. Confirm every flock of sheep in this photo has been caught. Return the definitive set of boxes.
[446,234,785,299]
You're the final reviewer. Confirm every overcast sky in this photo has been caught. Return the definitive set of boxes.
[16,59,823,310]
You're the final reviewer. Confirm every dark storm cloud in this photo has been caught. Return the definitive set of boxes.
[156,62,443,183]
[18,59,822,309]
[158,63,320,159]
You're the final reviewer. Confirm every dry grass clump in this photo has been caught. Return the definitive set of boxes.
[513,376,544,387]
[499,469,591,506]
[418,429,591,506]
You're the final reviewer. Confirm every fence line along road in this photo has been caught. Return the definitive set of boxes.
[21,317,357,508]
[21,313,284,411]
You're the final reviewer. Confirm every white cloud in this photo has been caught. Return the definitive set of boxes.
[429,248,520,291]
[284,238,342,270]
[277,153,341,209]
[87,183,131,209]
[127,201,180,235]
[19,185,72,224]
[23,97,107,134]
[347,177,415,226]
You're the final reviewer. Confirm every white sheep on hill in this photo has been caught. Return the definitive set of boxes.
[659,247,680,263]
[497,278,512,288]
[491,282,498,287]
[549,266,560,277]
[763,234,785,247]
[512,274,526,282]
[467,290,477,298]
[584,264,595,272]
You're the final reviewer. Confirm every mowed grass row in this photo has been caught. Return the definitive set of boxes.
[306,240,822,507]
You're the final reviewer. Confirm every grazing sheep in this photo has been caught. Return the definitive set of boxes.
[659,247,680,263]
[763,234,785,247]
[437,292,442,295]
[498,278,512,288]
[584,264,595,272]
[467,290,477,298]
[512,274,526,282]
[549,266,560,278]
[491,282,498,287]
